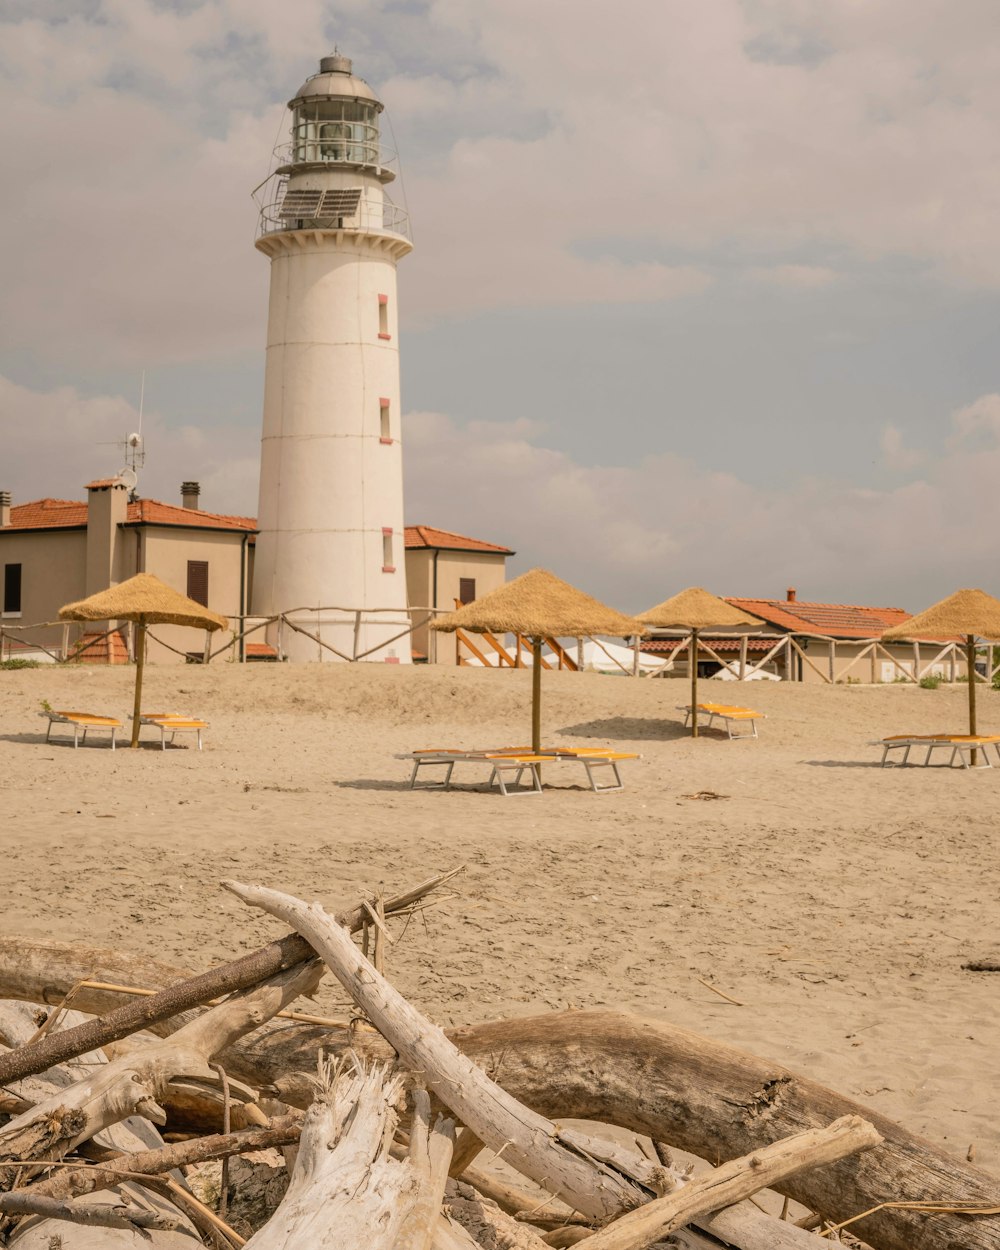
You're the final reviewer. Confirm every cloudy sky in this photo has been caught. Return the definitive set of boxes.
[2,0,1000,611]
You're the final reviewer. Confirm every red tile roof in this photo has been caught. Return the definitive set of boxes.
[8,498,88,529]
[126,499,256,531]
[5,497,255,533]
[404,524,513,554]
[85,478,124,489]
[726,597,911,639]
[642,637,775,654]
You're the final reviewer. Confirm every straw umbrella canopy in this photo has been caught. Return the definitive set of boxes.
[881,588,1000,754]
[432,568,647,753]
[60,573,228,748]
[639,587,763,737]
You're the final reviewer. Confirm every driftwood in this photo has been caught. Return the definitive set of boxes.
[0,868,461,1090]
[1,912,998,1250]
[243,1058,454,1249]
[223,881,658,1223]
[0,960,320,1173]
[576,1115,881,1250]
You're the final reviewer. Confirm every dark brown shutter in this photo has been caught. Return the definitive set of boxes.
[459,577,476,606]
[3,564,21,613]
[187,560,209,607]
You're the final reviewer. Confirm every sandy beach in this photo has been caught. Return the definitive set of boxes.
[1,661,997,1179]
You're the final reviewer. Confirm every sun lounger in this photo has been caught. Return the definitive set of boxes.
[677,703,764,739]
[872,734,1000,769]
[401,746,641,794]
[41,710,122,749]
[140,713,209,751]
[399,750,547,796]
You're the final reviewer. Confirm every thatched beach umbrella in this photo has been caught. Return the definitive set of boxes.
[639,587,762,738]
[432,568,647,753]
[882,588,1000,759]
[60,573,228,748]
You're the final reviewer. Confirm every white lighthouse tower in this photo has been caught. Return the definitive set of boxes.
[252,54,413,662]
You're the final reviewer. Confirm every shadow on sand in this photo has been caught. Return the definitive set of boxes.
[557,717,713,742]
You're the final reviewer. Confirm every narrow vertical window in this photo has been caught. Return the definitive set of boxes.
[379,397,391,443]
[378,293,390,339]
[3,563,22,614]
[187,560,209,606]
[382,528,395,572]
[459,577,476,605]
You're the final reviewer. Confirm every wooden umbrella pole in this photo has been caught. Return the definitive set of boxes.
[690,627,699,738]
[531,637,542,755]
[130,619,146,749]
[967,634,978,766]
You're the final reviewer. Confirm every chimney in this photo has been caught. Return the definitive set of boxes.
[0,492,10,527]
[786,587,797,603]
[181,481,201,510]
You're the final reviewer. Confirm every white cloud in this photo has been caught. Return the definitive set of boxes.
[5,1,1000,365]
[949,393,1000,448]
[0,374,258,515]
[404,397,1000,609]
[880,425,926,472]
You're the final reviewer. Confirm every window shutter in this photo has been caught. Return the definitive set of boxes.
[187,561,209,607]
[3,564,21,613]
[459,578,476,606]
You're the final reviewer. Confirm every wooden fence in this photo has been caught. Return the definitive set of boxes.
[3,614,998,685]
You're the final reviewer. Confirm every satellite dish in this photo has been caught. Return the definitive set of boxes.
[118,467,138,491]
[127,432,143,449]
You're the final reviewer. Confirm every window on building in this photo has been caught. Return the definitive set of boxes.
[379,398,391,442]
[459,577,476,606]
[378,294,390,339]
[3,563,22,614]
[382,530,395,572]
[187,560,209,607]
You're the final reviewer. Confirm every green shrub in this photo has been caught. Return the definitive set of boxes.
[0,658,40,670]
[919,673,944,690]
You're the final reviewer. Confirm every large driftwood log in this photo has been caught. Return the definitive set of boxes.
[5,944,1000,1249]
[244,1058,454,1250]
[0,960,320,1172]
[224,881,657,1223]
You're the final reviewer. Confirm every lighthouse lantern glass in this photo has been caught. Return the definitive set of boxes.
[292,101,380,165]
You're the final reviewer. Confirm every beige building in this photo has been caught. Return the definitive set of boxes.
[0,485,512,664]
[404,525,514,663]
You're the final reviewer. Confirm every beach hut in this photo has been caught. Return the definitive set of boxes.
[881,588,1000,761]
[639,588,762,737]
[60,573,228,748]
[431,568,646,753]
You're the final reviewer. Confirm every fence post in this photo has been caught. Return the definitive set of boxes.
[828,638,836,683]
[632,635,640,677]
[353,611,362,661]
[870,643,878,684]
[739,634,747,681]
[276,615,285,662]
[202,631,212,665]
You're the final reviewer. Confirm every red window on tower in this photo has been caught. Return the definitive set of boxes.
[379,397,392,443]
[378,293,391,340]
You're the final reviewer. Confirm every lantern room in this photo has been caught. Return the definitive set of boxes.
[286,53,386,173]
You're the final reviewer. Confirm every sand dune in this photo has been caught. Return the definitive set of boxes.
[1,662,996,1175]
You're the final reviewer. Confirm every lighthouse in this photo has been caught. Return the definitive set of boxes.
[252,54,413,662]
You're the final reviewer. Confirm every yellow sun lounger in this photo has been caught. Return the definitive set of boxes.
[677,703,764,739]
[872,734,1000,769]
[141,713,209,751]
[402,746,641,794]
[399,750,547,796]
[41,710,122,749]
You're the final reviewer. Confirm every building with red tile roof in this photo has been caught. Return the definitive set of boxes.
[0,482,513,665]
[641,588,964,683]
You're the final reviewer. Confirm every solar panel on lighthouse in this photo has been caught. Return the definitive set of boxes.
[320,188,362,215]
[278,188,323,219]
